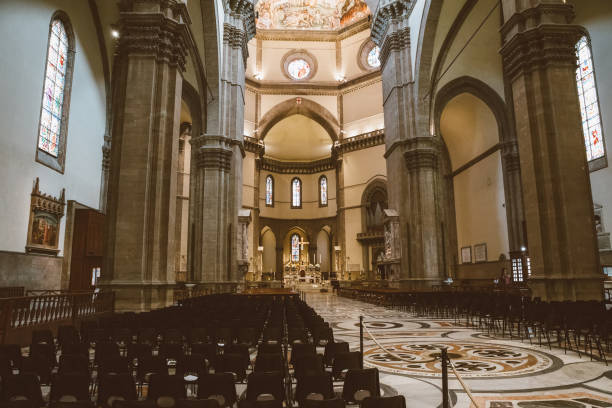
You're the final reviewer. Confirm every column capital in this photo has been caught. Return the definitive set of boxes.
[403,137,441,172]
[371,0,415,46]
[118,0,190,71]
[191,134,233,170]
[501,140,521,172]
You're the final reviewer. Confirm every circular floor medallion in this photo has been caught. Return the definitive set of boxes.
[363,342,557,378]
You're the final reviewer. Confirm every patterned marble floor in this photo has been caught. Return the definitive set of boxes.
[305,291,612,408]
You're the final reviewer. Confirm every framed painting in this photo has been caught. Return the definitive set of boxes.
[474,243,487,263]
[461,246,472,264]
[26,177,65,255]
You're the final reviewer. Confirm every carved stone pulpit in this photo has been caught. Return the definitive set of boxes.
[382,209,401,284]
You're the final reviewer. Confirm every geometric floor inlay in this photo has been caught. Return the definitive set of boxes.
[364,341,556,378]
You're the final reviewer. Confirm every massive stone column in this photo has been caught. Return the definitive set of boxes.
[101,0,190,311]
[372,0,446,289]
[188,0,255,292]
[334,151,347,280]
[500,1,603,301]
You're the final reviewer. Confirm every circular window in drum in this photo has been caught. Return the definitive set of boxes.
[367,46,381,68]
[287,58,311,80]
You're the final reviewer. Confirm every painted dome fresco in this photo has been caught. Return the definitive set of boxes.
[255,0,370,31]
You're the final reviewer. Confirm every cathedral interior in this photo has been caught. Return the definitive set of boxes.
[0,0,611,406]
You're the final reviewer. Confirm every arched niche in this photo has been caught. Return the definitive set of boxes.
[438,90,510,267]
[261,226,277,278]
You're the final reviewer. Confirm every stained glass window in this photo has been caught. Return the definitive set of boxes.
[367,46,380,68]
[291,234,300,263]
[576,36,605,162]
[266,175,274,206]
[292,178,301,207]
[287,59,311,80]
[39,18,70,157]
[320,176,327,206]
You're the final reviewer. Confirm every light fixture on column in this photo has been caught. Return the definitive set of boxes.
[110,25,120,39]
[254,72,263,80]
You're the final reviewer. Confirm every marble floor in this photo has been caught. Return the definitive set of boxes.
[305,291,612,408]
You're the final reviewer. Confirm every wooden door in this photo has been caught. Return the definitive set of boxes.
[69,209,104,291]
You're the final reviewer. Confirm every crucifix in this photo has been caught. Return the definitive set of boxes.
[299,236,309,250]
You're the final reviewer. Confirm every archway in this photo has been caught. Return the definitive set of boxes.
[438,90,510,284]
[261,226,277,281]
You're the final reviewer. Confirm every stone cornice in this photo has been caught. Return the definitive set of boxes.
[245,71,381,96]
[383,137,441,171]
[379,25,410,69]
[261,157,335,174]
[371,0,414,46]
[500,23,584,82]
[356,231,384,244]
[118,7,190,71]
[228,0,256,42]
[255,19,370,42]
[335,129,385,154]
[244,135,265,155]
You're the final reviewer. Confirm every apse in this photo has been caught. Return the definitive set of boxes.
[263,114,333,161]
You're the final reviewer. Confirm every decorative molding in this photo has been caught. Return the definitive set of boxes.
[118,7,190,71]
[402,137,441,171]
[357,231,384,243]
[244,135,265,155]
[501,141,521,173]
[245,71,381,96]
[26,178,66,255]
[255,19,370,42]
[500,24,584,82]
[261,157,335,174]
[371,0,415,46]
[335,129,385,154]
[379,25,410,68]
[228,0,256,42]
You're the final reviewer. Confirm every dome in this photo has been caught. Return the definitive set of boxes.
[255,0,370,31]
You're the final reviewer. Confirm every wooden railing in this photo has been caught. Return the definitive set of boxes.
[0,291,114,344]
[0,287,25,298]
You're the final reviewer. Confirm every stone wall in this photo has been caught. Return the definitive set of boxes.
[0,251,63,291]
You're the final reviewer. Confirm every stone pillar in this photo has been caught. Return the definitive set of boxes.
[101,0,190,311]
[99,134,111,213]
[188,0,255,291]
[334,152,346,280]
[500,0,602,301]
[501,140,527,254]
[174,123,191,282]
[251,157,262,278]
[372,0,446,289]
[275,246,283,281]
[237,209,251,289]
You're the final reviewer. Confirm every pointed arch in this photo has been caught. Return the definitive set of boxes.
[257,98,340,141]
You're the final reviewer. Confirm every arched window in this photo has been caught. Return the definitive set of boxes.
[576,36,605,164]
[291,234,301,263]
[319,175,328,207]
[265,175,274,207]
[291,178,301,208]
[37,13,74,173]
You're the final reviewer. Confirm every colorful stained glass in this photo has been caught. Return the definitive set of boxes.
[291,234,300,263]
[266,176,274,206]
[38,19,69,157]
[320,176,327,205]
[287,59,311,80]
[367,46,380,68]
[576,36,605,162]
[292,178,301,207]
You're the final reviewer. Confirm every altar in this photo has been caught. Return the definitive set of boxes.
[283,261,322,287]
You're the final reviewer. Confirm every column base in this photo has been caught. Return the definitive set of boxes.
[528,275,604,302]
[97,281,176,312]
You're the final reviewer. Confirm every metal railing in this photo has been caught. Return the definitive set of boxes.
[0,291,115,344]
